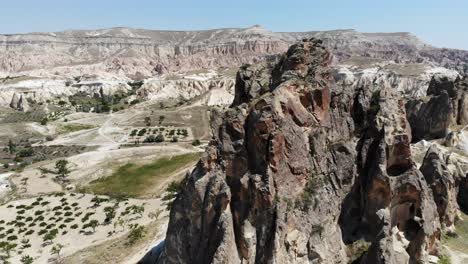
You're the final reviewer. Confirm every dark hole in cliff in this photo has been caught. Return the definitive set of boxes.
[335,144,351,155]
[404,218,422,241]
[387,164,410,176]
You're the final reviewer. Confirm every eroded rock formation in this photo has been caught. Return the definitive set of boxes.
[406,76,468,142]
[154,39,467,264]
[1,26,467,77]
[420,145,463,229]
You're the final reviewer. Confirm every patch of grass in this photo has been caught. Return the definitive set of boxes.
[438,255,451,264]
[57,123,96,134]
[444,212,468,253]
[81,153,200,198]
[346,239,371,263]
[64,221,160,264]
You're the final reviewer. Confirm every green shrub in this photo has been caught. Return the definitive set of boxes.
[127,224,146,244]
[7,235,18,241]
[17,149,34,158]
[438,255,451,264]
[40,117,49,126]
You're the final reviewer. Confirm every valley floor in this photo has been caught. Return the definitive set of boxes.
[0,101,209,263]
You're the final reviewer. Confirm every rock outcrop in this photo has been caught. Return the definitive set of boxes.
[9,92,30,112]
[406,76,468,142]
[420,145,463,228]
[137,78,235,106]
[154,39,465,264]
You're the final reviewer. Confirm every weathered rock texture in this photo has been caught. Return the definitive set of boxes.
[406,76,468,142]
[154,39,467,264]
[137,78,235,106]
[1,26,467,78]
[420,145,463,228]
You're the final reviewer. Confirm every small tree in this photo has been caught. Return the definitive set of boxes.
[8,139,16,154]
[116,217,126,232]
[131,205,145,218]
[88,219,99,233]
[127,224,146,244]
[55,160,70,178]
[158,115,165,124]
[43,229,58,243]
[0,241,15,258]
[171,136,178,143]
[192,139,201,146]
[104,206,116,224]
[144,117,151,126]
[148,209,162,220]
[20,255,34,264]
[51,243,64,258]
[155,134,164,143]
[40,117,48,126]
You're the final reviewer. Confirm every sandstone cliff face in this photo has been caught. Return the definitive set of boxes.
[137,78,235,106]
[406,76,468,142]
[1,26,467,78]
[155,39,466,264]
[420,145,463,228]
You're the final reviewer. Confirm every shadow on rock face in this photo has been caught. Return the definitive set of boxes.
[138,240,165,264]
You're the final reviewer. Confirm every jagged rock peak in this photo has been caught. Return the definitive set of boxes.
[155,38,465,264]
[231,38,332,106]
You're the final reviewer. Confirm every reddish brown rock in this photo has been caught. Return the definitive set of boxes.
[155,39,449,264]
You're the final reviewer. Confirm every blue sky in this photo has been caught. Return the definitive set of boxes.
[1,0,467,49]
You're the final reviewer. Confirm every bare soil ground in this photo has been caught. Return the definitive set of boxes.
[0,100,207,263]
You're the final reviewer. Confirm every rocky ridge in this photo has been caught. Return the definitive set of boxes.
[1,26,467,77]
[154,39,467,263]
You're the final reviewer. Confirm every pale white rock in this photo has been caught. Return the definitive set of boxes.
[332,64,460,98]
